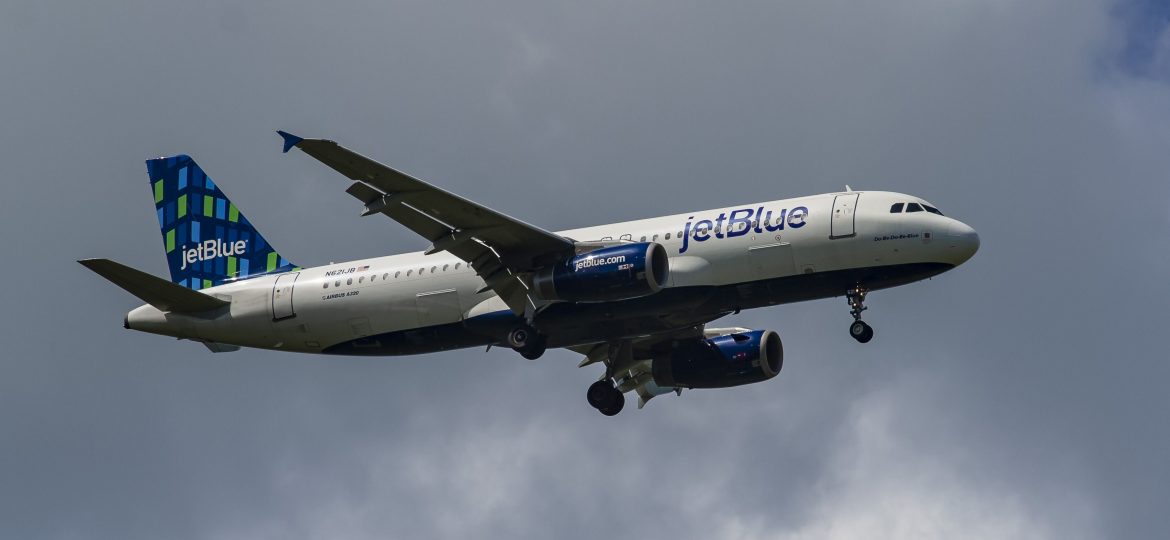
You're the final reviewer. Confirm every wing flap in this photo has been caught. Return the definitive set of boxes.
[79,258,229,314]
[345,181,382,205]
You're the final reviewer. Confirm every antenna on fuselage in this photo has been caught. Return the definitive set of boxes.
[845,185,853,192]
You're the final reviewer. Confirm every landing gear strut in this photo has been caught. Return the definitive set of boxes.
[507,325,547,360]
[846,285,874,343]
[587,379,625,416]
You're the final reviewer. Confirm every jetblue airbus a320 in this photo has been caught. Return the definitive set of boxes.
[81,132,979,415]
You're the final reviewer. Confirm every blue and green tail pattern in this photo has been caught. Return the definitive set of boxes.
[147,155,297,290]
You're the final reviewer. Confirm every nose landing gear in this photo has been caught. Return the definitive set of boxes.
[846,285,874,343]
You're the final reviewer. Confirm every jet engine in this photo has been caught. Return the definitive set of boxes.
[651,330,783,389]
[534,242,669,302]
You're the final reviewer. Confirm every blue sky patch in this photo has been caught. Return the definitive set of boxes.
[1114,0,1170,78]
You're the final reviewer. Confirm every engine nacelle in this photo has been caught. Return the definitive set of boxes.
[533,243,669,302]
[651,330,783,389]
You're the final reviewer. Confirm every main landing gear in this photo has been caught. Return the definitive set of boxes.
[846,285,874,343]
[587,379,625,416]
[507,325,547,360]
[581,341,632,416]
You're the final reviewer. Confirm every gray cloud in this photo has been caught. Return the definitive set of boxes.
[1,0,1167,538]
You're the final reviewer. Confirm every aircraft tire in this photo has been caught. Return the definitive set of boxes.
[587,380,616,409]
[850,321,874,343]
[506,326,533,349]
[518,336,547,360]
[599,394,625,416]
[588,380,625,414]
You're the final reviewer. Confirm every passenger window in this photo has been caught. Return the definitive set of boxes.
[923,205,944,216]
[430,266,436,273]
[890,203,904,213]
[665,232,671,240]
[383,273,389,280]
[640,236,646,242]
[347,278,353,285]
[443,264,449,271]
[455,263,461,270]
[906,203,923,213]
[652,234,658,241]
[323,283,328,289]
[677,230,683,237]
[407,270,413,276]
[359,276,365,283]
[335,280,340,287]
[395,271,401,278]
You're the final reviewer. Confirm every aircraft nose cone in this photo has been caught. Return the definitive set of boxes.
[947,221,980,265]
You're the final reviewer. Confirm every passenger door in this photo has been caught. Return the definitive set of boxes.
[830,193,859,239]
[271,272,299,321]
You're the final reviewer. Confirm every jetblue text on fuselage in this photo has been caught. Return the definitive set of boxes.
[678,206,808,254]
[179,239,247,270]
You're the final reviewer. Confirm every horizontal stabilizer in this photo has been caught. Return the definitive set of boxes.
[79,258,229,313]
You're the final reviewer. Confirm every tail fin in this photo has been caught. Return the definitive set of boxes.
[147,155,297,289]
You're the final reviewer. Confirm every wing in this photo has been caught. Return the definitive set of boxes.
[277,131,574,315]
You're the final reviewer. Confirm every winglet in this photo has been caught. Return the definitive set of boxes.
[277,130,303,153]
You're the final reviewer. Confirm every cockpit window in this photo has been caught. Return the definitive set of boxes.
[923,204,943,216]
[890,203,904,213]
[905,203,923,213]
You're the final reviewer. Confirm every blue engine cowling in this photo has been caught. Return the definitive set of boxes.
[533,242,669,302]
[651,330,783,389]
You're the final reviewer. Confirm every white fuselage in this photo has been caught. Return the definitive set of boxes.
[125,190,979,354]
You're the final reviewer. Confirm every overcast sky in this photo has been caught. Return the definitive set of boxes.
[2,1,1169,538]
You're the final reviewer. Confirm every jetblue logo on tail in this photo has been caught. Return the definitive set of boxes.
[148,154,297,289]
[179,239,248,271]
[679,206,808,254]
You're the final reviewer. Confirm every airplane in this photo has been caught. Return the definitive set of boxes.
[80,131,979,416]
